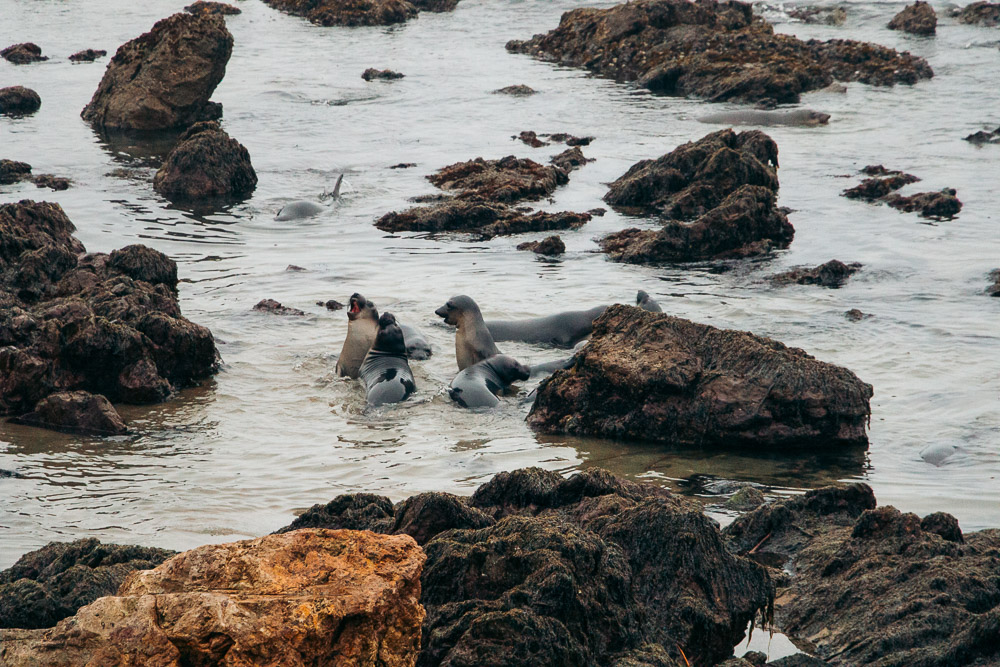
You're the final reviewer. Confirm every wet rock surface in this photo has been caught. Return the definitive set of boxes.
[363,67,405,80]
[8,391,128,436]
[261,0,425,27]
[152,120,257,202]
[845,308,872,321]
[492,84,537,96]
[81,12,233,131]
[989,269,1000,296]
[843,171,920,200]
[517,235,565,255]
[0,86,41,116]
[185,0,242,15]
[31,174,71,191]
[550,146,593,172]
[770,259,861,288]
[252,298,306,316]
[0,538,175,629]
[1,43,48,65]
[68,49,107,62]
[956,0,1000,26]
[515,130,547,147]
[842,167,961,219]
[885,188,963,219]
[0,529,425,667]
[0,160,33,185]
[964,126,1000,144]
[528,305,873,448]
[507,0,932,105]
[787,5,847,25]
[0,201,219,416]
[888,1,937,35]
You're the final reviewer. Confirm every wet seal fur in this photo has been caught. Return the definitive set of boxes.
[636,290,662,312]
[435,295,501,370]
[697,109,831,127]
[398,322,432,360]
[360,312,416,406]
[449,355,530,408]
[336,293,378,379]
[486,305,608,348]
[275,174,342,221]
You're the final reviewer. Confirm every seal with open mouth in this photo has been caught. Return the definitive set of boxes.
[336,293,378,379]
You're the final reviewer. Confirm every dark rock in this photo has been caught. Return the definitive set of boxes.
[920,511,964,543]
[317,299,345,310]
[492,84,537,96]
[588,207,607,217]
[765,656,830,666]
[988,269,1000,296]
[68,49,107,62]
[888,1,937,35]
[725,487,766,510]
[546,133,594,147]
[261,0,421,26]
[31,175,71,191]
[378,199,590,238]
[185,0,242,15]
[276,493,396,534]
[842,172,920,200]
[152,121,257,201]
[787,5,847,25]
[770,260,862,288]
[285,264,307,272]
[528,305,873,448]
[860,164,896,176]
[964,126,1000,145]
[428,155,567,203]
[362,67,404,81]
[844,308,871,321]
[0,469,23,479]
[81,13,233,131]
[390,162,417,169]
[8,391,128,436]
[1,43,47,65]
[682,475,767,496]
[507,0,932,105]
[550,146,593,172]
[410,0,459,11]
[884,188,962,219]
[515,130,548,147]
[252,299,305,316]
[956,0,1000,26]
[391,492,495,545]
[0,87,41,116]
[0,160,32,185]
[107,245,178,287]
[517,235,566,256]
[0,538,175,629]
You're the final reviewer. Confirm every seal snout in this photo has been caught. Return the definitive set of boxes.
[434,304,449,318]
[379,312,397,328]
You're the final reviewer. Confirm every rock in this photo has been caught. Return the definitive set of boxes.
[362,67,405,81]
[547,133,594,146]
[888,1,937,35]
[920,511,964,543]
[964,126,1000,144]
[770,260,861,288]
[185,0,242,15]
[682,474,767,496]
[0,538,175,629]
[725,487,766,511]
[492,84,537,96]
[428,155,566,202]
[550,146,593,172]
[588,207,607,216]
[842,172,921,200]
[276,493,396,534]
[1,43,48,65]
[262,0,421,26]
[515,130,548,147]
[252,298,305,316]
[152,121,257,201]
[8,391,128,436]
[31,175,71,191]
[0,529,425,667]
[528,305,873,448]
[517,235,566,255]
[507,0,932,105]
[844,308,871,321]
[0,468,23,478]
[390,492,495,545]
[0,86,41,116]
[0,160,32,185]
[787,5,847,25]
[410,0,459,11]
[377,198,590,238]
[956,0,1000,26]
[0,201,219,415]
[989,269,1000,296]
[68,48,107,62]
[884,188,963,219]
[285,264,306,272]
[390,162,417,169]
[81,13,232,131]
[317,298,345,310]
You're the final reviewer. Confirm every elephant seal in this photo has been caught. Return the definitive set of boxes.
[449,354,530,409]
[636,290,662,312]
[275,174,343,221]
[486,305,608,348]
[397,322,432,360]
[360,313,416,406]
[696,109,830,127]
[435,295,501,371]
[336,293,378,379]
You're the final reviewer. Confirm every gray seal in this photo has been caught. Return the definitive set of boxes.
[336,293,378,379]
[359,312,416,406]
[398,322,432,360]
[636,290,662,312]
[486,305,608,348]
[697,109,831,127]
[435,295,501,371]
[449,354,530,409]
[275,174,343,221]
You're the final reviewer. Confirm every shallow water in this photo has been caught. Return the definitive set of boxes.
[1,0,998,572]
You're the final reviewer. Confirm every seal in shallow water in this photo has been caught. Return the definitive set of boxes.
[398,322,432,360]
[435,295,501,371]
[486,305,608,348]
[336,293,378,379]
[360,312,416,406]
[449,354,530,409]
[636,289,662,312]
[697,109,831,127]
[275,174,343,221]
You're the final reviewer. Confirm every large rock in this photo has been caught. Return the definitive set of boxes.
[1,43,47,65]
[0,160,33,185]
[0,86,41,116]
[528,305,873,448]
[888,1,937,35]
[81,12,232,131]
[770,259,861,288]
[153,121,257,201]
[262,0,420,26]
[0,529,425,667]
[956,0,1000,26]
[9,390,128,435]
[0,201,219,416]
[507,0,932,105]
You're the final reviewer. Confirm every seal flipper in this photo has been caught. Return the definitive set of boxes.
[332,173,343,198]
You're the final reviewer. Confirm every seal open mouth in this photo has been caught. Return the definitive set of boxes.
[349,293,364,315]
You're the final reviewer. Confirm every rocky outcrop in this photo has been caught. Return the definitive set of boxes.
[528,305,873,448]
[363,67,405,80]
[261,0,424,26]
[787,5,847,25]
[252,298,305,316]
[0,201,219,416]
[955,0,1000,26]
[69,48,107,62]
[964,126,1000,144]
[152,121,257,201]
[185,1,242,15]
[843,170,920,200]
[492,84,537,96]
[551,146,593,172]
[81,12,232,131]
[507,0,932,105]
[0,160,32,185]
[517,235,565,255]
[888,1,937,35]
[1,43,47,65]
[0,529,425,667]
[0,538,175,629]
[8,391,128,435]
[31,174,71,191]
[770,259,861,288]
[0,86,41,116]
[843,167,961,219]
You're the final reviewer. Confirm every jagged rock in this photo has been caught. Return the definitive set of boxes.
[845,308,872,321]
[492,84,537,96]
[410,0,459,10]
[964,126,1000,144]
[787,5,847,25]
[548,133,594,146]
[0,86,41,116]
[842,171,920,200]
[515,130,548,147]
[550,146,593,172]
[884,188,962,219]
[363,67,405,80]
[770,260,861,288]
[185,0,242,15]
[0,530,425,666]
[81,13,232,131]
[528,305,873,448]
[428,155,566,202]
[377,199,590,238]
[8,391,128,436]
[1,43,47,65]
[956,0,1000,26]
[68,49,107,62]
[391,492,495,545]
[888,1,937,35]
[517,235,566,255]
[507,0,932,105]
[262,0,421,26]
[0,160,32,185]
[725,487,766,510]
[31,175,71,191]
[152,121,257,201]
[252,298,305,316]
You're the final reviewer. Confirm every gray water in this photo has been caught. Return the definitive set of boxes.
[2,0,998,575]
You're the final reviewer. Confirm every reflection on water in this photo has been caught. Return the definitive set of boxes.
[1,0,999,567]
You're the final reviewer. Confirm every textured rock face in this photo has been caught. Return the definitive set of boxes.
[517,234,565,255]
[0,529,426,667]
[989,270,1000,296]
[153,121,257,201]
[1,43,48,65]
[8,390,128,435]
[770,259,861,288]
[185,1,242,15]
[81,12,233,131]
[842,167,961,219]
[0,86,41,116]
[507,0,932,104]
[262,0,422,26]
[69,48,107,62]
[888,1,937,35]
[528,305,873,448]
[956,0,1000,26]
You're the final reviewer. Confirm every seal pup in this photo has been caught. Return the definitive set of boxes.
[360,312,416,406]
[636,290,662,312]
[486,305,608,348]
[336,293,378,379]
[274,174,343,221]
[435,295,501,371]
[696,109,830,127]
[449,354,530,409]
[397,322,432,360]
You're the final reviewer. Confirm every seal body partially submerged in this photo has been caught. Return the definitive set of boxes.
[360,312,416,406]
[336,293,378,379]
[275,174,343,221]
[636,290,662,312]
[697,109,831,127]
[398,322,432,360]
[486,305,608,348]
[435,295,501,371]
[449,354,530,409]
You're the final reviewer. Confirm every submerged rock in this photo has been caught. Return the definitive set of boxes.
[842,171,920,200]
[964,126,1000,144]
[0,530,425,667]
[1,43,47,65]
[9,391,128,436]
[515,130,547,147]
[68,48,107,62]
[845,308,872,321]
[550,146,593,172]
[507,0,932,104]
[888,1,937,35]
[0,86,41,116]
[787,5,847,25]
[252,298,305,316]
[989,269,1000,296]
[152,121,257,201]
[884,188,963,219]
[81,12,232,131]
[261,0,421,26]
[31,174,71,191]
[185,0,242,15]
[528,305,873,448]
[956,0,1000,26]
[362,67,405,80]
[492,84,537,96]
[0,160,32,185]
[517,235,565,255]
[770,260,861,288]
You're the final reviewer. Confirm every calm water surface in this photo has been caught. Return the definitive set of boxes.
[1,0,998,570]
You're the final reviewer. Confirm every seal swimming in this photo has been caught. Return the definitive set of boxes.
[336,293,378,379]
[636,290,662,312]
[435,295,501,371]
[275,174,343,221]
[486,305,608,348]
[359,312,416,406]
[397,322,432,360]
[696,109,831,127]
[449,354,530,409]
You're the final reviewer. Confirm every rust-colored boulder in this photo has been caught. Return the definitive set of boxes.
[153,121,257,201]
[0,529,425,667]
[8,391,128,436]
[1,43,47,65]
[81,13,233,131]
[262,0,421,26]
[888,1,937,35]
[0,86,41,116]
[528,305,873,448]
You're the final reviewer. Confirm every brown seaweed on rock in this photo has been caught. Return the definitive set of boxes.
[261,0,450,27]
